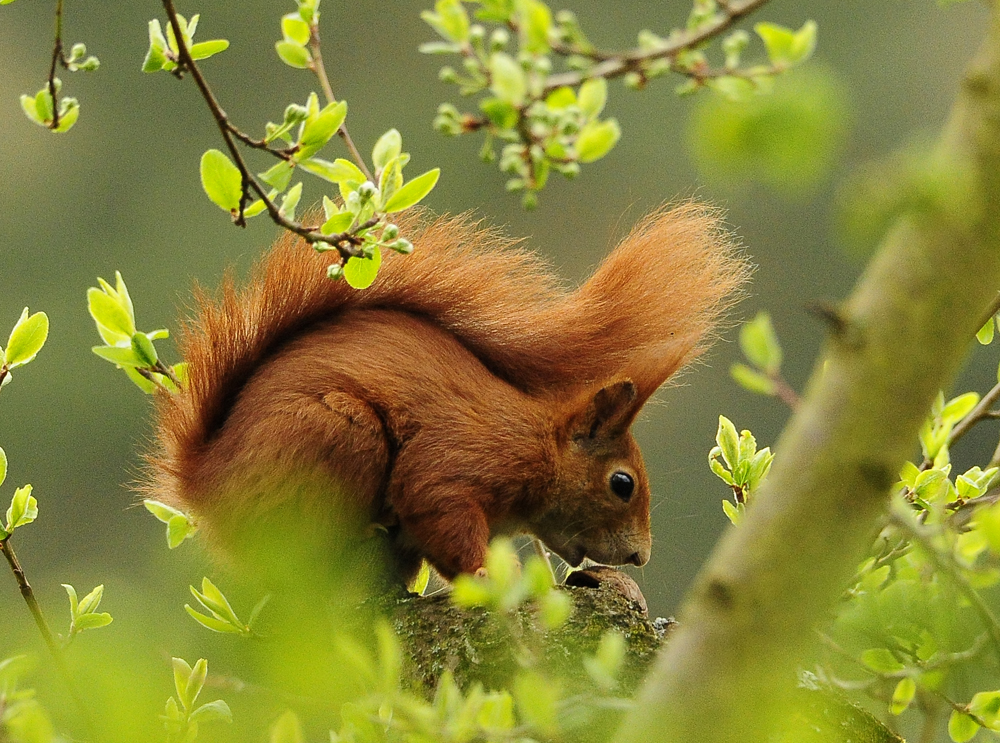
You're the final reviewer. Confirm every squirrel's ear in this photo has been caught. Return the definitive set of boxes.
[571,380,638,441]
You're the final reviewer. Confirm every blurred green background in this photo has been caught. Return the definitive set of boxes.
[0,0,993,654]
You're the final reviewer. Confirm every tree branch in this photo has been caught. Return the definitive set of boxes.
[1,537,91,730]
[544,0,772,91]
[616,7,1000,743]
[160,0,364,261]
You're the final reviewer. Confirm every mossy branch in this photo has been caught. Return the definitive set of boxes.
[616,6,1000,743]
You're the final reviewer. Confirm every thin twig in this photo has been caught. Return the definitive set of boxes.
[947,379,1000,450]
[307,26,374,182]
[1,537,91,730]
[543,0,772,91]
[47,0,65,131]
[771,373,800,410]
[159,0,364,260]
[154,359,181,388]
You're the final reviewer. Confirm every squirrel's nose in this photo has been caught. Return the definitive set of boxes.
[627,551,643,566]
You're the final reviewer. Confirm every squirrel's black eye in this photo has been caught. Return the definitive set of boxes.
[610,471,634,501]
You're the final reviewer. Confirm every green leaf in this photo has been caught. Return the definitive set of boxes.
[423,0,470,42]
[123,366,157,394]
[490,53,527,106]
[167,513,196,549]
[755,20,817,67]
[5,310,47,368]
[578,78,607,118]
[77,584,104,615]
[189,39,229,60]
[185,658,208,710]
[269,710,304,743]
[260,160,295,193]
[890,677,916,715]
[970,690,1000,730]
[545,86,576,109]
[63,583,79,618]
[248,594,270,628]
[948,710,980,743]
[185,605,242,633]
[52,97,78,133]
[942,392,979,424]
[372,129,402,171]
[279,182,303,221]
[6,485,37,532]
[298,157,357,183]
[276,40,311,68]
[480,98,520,129]
[143,499,186,523]
[740,311,782,374]
[190,699,232,725]
[282,14,311,45]
[321,211,355,235]
[299,100,348,158]
[0,447,6,489]
[88,288,136,342]
[730,363,776,395]
[594,630,625,681]
[200,149,243,212]
[172,657,194,709]
[194,577,243,627]
[343,248,382,290]
[20,94,42,124]
[131,332,158,367]
[451,574,493,607]
[576,119,621,163]
[860,648,905,674]
[378,156,404,206]
[722,499,742,525]
[978,317,996,344]
[716,416,741,470]
[383,169,440,213]
[538,589,571,629]
[514,672,559,735]
[516,0,552,54]
[35,88,53,123]
[92,345,144,368]
[709,448,735,485]
[143,20,170,72]
[376,621,401,693]
[74,612,113,630]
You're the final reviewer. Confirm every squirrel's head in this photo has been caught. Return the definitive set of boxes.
[533,379,652,569]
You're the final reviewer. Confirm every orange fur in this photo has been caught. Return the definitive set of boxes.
[148,203,748,580]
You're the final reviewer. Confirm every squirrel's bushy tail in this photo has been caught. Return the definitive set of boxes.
[155,203,748,485]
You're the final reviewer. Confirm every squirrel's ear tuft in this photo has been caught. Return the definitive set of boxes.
[572,380,638,441]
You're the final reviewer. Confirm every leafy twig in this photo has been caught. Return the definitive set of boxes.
[543,0,773,91]
[159,0,364,260]
[46,0,66,131]
[889,508,1000,665]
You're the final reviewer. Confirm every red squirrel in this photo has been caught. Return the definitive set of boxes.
[148,204,748,581]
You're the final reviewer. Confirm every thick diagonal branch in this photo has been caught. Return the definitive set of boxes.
[616,8,1000,743]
